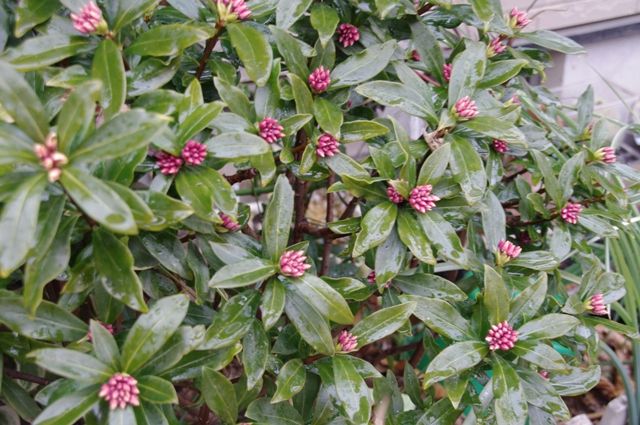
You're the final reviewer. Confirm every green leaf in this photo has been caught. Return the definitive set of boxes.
[394,273,467,302]
[313,98,343,136]
[0,296,87,341]
[206,131,271,158]
[333,355,371,424]
[0,124,37,166]
[288,73,314,116]
[481,191,506,250]
[209,258,277,288]
[246,398,303,425]
[92,39,126,121]
[397,210,435,264]
[310,4,339,47]
[531,150,563,206]
[202,367,238,425]
[509,250,559,271]
[0,60,48,142]
[93,228,147,311]
[284,285,335,355]
[1,374,41,422]
[29,349,112,383]
[127,23,212,56]
[417,211,466,264]
[139,191,194,231]
[71,109,166,163]
[403,295,473,341]
[272,359,306,403]
[484,264,509,324]
[581,316,639,340]
[423,341,488,388]
[57,81,102,153]
[0,174,46,277]
[32,385,99,425]
[331,41,397,89]
[203,291,260,349]
[478,60,528,89]
[139,232,190,279]
[276,0,313,30]
[448,134,487,205]
[352,202,398,257]
[517,313,579,341]
[512,341,567,371]
[177,102,223,144]
[128,57,180,96]
[134,403,168,425]
[242,320,270,389]
[4,35,93,72]
[288,274,354,324]
[227,23,273,86]
[90,319,120,366]
[508,273,547,325]
[417,143,451,186]
[108,406,136,425]
[519,30,585,54]
[263,175,294,261]
[111,0,160,31]
[470,0,494,23]
[176,166,237,219]
[271,27,309,80]
[493,356,527,425]
[459,116,526,147]
[261,279,286,330]
[374,226,405,285]
[121,294,189,372]
[448,40,486,105]
[137,376,178,404]
[340,120,389,142]
[350,302,415,347]
[519,371,570,420]
[14,0,61,38]
[549,365,601,396]
[356,81,436,120]
[410,21,444,82]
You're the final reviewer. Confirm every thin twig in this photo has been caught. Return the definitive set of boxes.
[225,168,256,185]
[195,23,224,80]
[321,173,335,275]
[4,369,49,385]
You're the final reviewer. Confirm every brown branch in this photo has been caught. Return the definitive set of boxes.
[195,23,224,80]
[340,197,360,220]
[225,168,256,185]
[417,3,435,15]
[503,167,529,182]
[159,269,197,301]
[4,369,49,385]
[291,179,308,243]
[415,70,441,87]
[321,173,335,275]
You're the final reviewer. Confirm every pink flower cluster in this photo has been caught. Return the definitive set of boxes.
[367,271,391,288]
[510,7,531,29]
[71,1,106,35]
[586,293,607,315]
[496,240,522,266]
[156,141,208,175]
[453,96,478,120]
[259,117,285,143]
[99,373,140,410]
[488,37,507,56]
[217,0,251,22]
[219,212,241,232]
[316,133,340,158]
[560,202,582,224]
[337,24,360,47]
[308,66,331,94]
[595,146,616,164]
[443,63,452,82]
[34,133,68,182]
[386,186,404,204]
[485,321,518,351]
[409,185,440,213]
[337,330,358,352]
[492,139,508,154]
[279,250,311,277]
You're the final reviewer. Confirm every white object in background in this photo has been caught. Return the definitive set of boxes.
[600,395,628,425]
[565,414,593,425]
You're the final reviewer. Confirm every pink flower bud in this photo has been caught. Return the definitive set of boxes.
[443,63,452,82]
[367,271,390,288]
[539,370,550,379]
[409,185,440,213]
[496,240,522,266]
[386,186,404,204]
[47,168,63,183]
[485,321,518,351]
[181,140,207,166]
[279,250,311,277]
[308,66,331,94]
[217,0,251,22]
[316,133,340,158]
[492,139,508,154]
[487,37,507,56]
[560,202,582,225]
[34,133,67,182]
[509,7,531,29]
[337,23,360,48]
[337,330,358,352]
[585,293,607,315]
[452,96,478,120]
[411,50,421,61]
[71,2,106,35]
[594,146,616,164]
[156,152,183,175]
[219,212,241,232]
[258,117,285,143]
[99,373,140,410]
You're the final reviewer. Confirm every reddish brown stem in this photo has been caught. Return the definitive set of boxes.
[225,168,256,184]
[195,23,224,80]
[4,368,49,385]
[320,173,335,275]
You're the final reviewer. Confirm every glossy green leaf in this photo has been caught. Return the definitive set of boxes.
[261,279,286,330]
[202,367,238,424]
[549,365,601,396]
[310,4,339,47]
[242,320,270,389]
[209,258,276,288]
[288,274,354,324]
[313,97,343,136]
[4,35,93,72]
[57,81,101,153]
[246,398,303,425]
[32,385,99,425]
[272,359,306,403]
[518,313,579,341]
[331,41,397,89]
[484,264,509,324]
[417,211,466,265]
[459,116,526,147]
[333,354,371,424]
[127,23,212,56]
[374,226,405,285]
[493,356,527,425]
[137,376,178,404]
[134,403,168,425]
[508,273,547,325]
[14,0,60,37]
[276,0,313,30]
[203,291,260,349]
[340,120,388,142]
[227,23,272,86]
[403,295,473,341]
[478,59,528,89]
[417,143,451,186]
[140,232,190,278]
[139,191,193,231]
[128,57,181,96]
[393,273,467,302]
[356,81,436,120]
[30,349,112,383]
[111,0,160,31]
[92,39,126,121]
[90,319,120,366]
[351,302,415,347]
[263,175,294,261]
[530,150,563,206]
[176,102,224,144]
[509,251,559,271]
[512,341,567,371]
[448,40,486,105]
[206,131,270,159]
[284,285,335,355]
[176,167,236,220]
[449,134,486,205]
[423,341,488,388]
[519,30,586,54]
[288,73,314,116]
[396,210,435,264]
[410,21,444,82]
[352,202,397,257]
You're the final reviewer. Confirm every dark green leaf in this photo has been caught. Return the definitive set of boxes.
[310,4,339,47]
[287,274,354,324]
[202,367,238,425]
[92,39,126,121]
[263,175,294,261]
[351,302,415,347]
[203,291,260,349]
[246,398,303,425]
[423,341,488,388]
[519,30,585,54]
[32,385,99,425]
[331,41,397,89]
[284,285,335,355]
[333,354,371,424]
[227,23,273,86]
[518,314,579,341]
[449,134,486,205]
[137,376,178,404]
[272,359,306,403]
[493,356,527,425]
[127,24,212,56]
[242,320,270,389]
[353,202,398,257]
[30,349,112,383]
[4,35,93,72]
[209,258,276,288]
[276,0,313,30]
[484,264,509,324]
[417,211,466,265]
[403,295,473,341]
[448,40,486,104]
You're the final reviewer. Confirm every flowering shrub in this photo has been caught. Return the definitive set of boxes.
[0,0,638,424]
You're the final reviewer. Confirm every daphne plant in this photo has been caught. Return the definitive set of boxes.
[0,0,639,424]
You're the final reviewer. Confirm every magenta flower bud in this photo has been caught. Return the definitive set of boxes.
[181,140,207,166]
[308,66,331,94]
[367,271,390,288]
[585,293,607,315]
[487,37,507,56]
[156,152,183,175]
[316,133,340,158]
[509,7,531,29]
[539,370,550,380]
[409,185,440,213]
[34,133,68,182]
[71,1,107,35]
[258,117,285,143]
[496,239,522,266]
[386,186,404,204]
[492,139,508,154]
[560,202,582,224]
[443,63,452,82]
[594,146,616,164]
[87,322,115,342]
[485,321,518,351]
[279,250,311,277]
[217,0,251,22]
[337,23,360,48]
[336,330,358,352]
[452,96,478,120]
[411,50,421,61]
[99,373,140,410]
[219,212,241,232]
